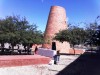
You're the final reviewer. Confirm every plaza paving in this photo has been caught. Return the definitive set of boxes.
[0,55,79,75]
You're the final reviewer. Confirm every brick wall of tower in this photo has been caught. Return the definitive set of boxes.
[42,6,70,53]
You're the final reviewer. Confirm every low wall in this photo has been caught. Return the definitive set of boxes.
[69,48,85,54]
[37,48,56,58]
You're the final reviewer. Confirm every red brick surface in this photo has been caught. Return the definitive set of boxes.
[43,6,70,53]
[42,44,51,49]
[69,49,84,54]
[0,55,51,67]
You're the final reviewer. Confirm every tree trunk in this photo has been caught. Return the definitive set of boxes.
[11,45,14,55]
[1,43,4,55]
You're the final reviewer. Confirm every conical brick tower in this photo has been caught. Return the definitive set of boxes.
[43,6,70,53]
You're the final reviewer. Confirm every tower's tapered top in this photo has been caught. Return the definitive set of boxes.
[51,6,66,11]
[44,5,67,38]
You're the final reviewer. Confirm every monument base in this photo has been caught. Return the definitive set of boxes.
[0,55,51,67]
[42,41,70,53]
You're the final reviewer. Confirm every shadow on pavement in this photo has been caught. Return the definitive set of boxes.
[57,50,100,75]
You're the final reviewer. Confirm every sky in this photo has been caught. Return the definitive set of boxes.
[0,0,100,31]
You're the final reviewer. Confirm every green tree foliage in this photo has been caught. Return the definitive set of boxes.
[91,27,100,46]
[85,16,100,46]
[54,16,100,49]
[54,26,87,45]
[0,16,43,48]
[54,25,88,54]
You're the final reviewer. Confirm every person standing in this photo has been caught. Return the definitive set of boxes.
[56,50,60,63]
[54,50,60,64]
[34,46,38,54]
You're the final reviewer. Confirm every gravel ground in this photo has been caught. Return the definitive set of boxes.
[0,55,79,75]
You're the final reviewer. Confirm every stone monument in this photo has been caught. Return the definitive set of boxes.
[42,6,70,53]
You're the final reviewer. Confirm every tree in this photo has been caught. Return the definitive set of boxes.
[85,16,100,46]
[88,26,100,46]
[54,25,87,54]
[0,15,43,54]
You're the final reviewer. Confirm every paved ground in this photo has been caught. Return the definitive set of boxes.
[0,55,79,75]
